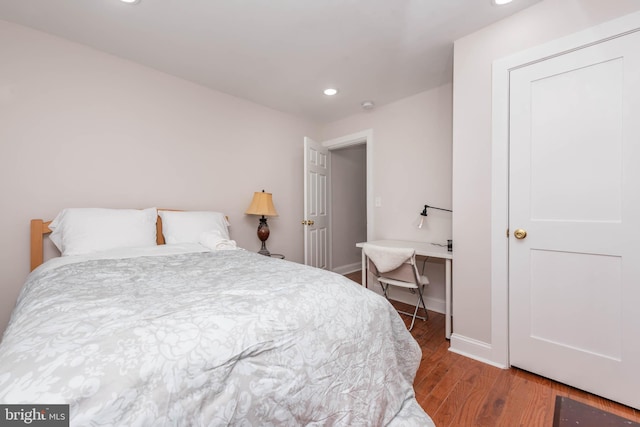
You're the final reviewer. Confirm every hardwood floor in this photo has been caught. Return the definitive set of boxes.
[344,271,640,426]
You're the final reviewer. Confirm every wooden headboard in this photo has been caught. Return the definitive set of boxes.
[30,210,172,272]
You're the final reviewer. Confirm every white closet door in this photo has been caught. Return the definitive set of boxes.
[509,30,640,408]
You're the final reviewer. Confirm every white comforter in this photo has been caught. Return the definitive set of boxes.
[0,247,434,426]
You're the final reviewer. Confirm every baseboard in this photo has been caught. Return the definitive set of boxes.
[423,297,445,315]
[449,333,508,369]
[332,262,361,275]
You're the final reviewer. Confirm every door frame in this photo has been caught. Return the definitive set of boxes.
[321,129,374,270]
[490,11,640,367]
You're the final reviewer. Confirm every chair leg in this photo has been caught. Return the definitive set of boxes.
[379,281,428,331]
[408,298,420,331]
[379,282,389,299]
[417,285,428,321]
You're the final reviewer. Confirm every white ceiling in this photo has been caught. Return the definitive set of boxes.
[0,0,540,123]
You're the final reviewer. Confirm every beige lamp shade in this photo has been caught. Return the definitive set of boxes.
[245,191,278,217]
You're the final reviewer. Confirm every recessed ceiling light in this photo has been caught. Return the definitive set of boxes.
[493,0,513,4]
[120,0,140,4]
[323,88,338,96]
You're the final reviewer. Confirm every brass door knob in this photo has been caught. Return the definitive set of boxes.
[514,229,527,239]
[301,220,315,226]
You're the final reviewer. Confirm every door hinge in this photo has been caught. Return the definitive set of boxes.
[506,228,509,238]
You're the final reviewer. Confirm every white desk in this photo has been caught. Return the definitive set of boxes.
[356,240,453,339]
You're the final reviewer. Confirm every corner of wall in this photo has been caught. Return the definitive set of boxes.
[449,333,508,369]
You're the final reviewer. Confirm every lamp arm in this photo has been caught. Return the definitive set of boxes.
[420,204,453,216]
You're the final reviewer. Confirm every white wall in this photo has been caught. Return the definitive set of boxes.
[452,0,640,353]
[321,85,453,311]
[330,145,366,273]
[0,20,319,336]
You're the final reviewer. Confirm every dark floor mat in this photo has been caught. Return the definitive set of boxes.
[553,396,640,427]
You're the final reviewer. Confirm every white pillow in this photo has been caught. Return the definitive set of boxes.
[49,208,158,256]
[158,211,230,244]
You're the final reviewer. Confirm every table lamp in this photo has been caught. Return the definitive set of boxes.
[245,190,278,256]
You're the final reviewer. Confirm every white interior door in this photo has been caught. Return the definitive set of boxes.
[303,137,329,269]
[509,31,640,408]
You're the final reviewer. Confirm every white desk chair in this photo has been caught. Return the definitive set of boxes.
[363,243,429,331]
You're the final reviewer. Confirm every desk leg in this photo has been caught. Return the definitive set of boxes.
[445,259,452,339]
[361,251,367,288]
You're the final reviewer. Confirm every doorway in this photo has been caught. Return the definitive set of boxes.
[330,144,366,274]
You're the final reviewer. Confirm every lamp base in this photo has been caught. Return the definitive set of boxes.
[258,246,271,257]
[257,216,271,256]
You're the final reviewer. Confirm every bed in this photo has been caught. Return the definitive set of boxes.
[0,208,434,426]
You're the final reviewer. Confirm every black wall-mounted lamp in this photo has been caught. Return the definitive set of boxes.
[419,204,453,251]
[420,204,452,217]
